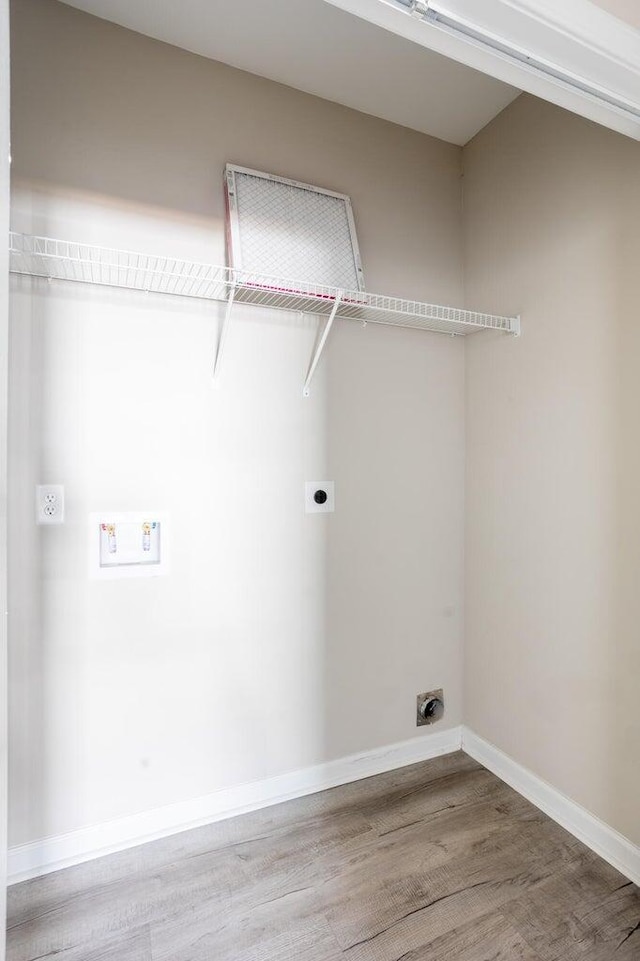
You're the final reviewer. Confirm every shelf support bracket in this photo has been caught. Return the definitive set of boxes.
[303,292,343,397]
[213,285,236,383]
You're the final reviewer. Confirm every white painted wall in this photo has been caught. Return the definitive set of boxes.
[9,0,465,848]
[1,0,10,945]
[464,93,640,847]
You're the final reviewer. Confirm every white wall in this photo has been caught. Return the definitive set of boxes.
[9,0,465,847]
[464,93,640,847]
[1,0,10,944]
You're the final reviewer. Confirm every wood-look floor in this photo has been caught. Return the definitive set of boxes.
[7,751,640,961]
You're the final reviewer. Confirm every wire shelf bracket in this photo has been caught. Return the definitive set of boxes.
[213,286,236,384]
[9,233,521,392]
[303,291,343,397]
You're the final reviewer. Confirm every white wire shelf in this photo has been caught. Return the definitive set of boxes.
[9,233,520,337]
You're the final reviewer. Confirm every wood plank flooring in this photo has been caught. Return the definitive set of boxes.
[7,751,640,961]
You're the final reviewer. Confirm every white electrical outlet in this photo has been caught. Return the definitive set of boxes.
[36,485,65,525]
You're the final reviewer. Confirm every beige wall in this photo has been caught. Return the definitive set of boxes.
[9,0,465,847]
[463,94,640,845]
[14,0,639,867]
[589,0,640,29]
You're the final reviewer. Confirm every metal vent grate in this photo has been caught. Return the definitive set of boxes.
[225,165,365,291]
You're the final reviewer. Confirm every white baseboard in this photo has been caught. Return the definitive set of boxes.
[11,725,639,889]
[462,727,640,887]
[8,725,463,885]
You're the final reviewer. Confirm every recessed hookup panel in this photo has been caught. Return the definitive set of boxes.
[89,512,170,579]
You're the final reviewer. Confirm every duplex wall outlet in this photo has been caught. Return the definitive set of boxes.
[305,481,335,514]
[36,485,65,525]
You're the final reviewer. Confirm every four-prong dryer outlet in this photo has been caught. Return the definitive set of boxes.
[305,482,335,514]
